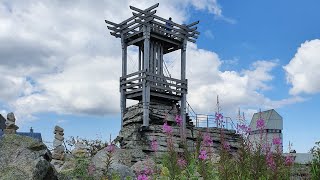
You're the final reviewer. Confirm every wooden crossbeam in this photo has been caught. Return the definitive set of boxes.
[105,20,119,27]
[127,36,144,46]
[132,10,156,20]
[106,3,199,42]
[125,29,142,39]
[129,3,159,14]
[151,20,187,36]
[150,34,181,46]
[186,20,200,27]
[105,3,159,31]
[110,32,120,38]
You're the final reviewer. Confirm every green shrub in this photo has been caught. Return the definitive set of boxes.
[310,141,320,180]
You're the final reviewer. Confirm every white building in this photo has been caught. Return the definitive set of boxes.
[248,109,283,153]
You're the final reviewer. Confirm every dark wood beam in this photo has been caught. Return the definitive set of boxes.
[186,20,200,27]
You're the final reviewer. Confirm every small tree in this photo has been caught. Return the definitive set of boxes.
[310,141,320,180]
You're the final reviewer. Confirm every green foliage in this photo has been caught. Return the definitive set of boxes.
[73,157,92,178]
[58,157,94,180]
[160,150,180,179]
[310,141,320,180]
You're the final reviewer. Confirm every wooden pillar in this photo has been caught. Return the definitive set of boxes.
[181,38,187,131]
[143,25,150,127]
[138,46,142,71]
[157,43,161,75]
[160,44,163,76]
[153,42,157,74]
[150,42,154,80]
[120,34,127,129]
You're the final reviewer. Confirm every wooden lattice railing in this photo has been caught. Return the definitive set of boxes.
[120,70,187,96]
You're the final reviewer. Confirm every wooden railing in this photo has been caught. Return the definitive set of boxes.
[120,70,187,96]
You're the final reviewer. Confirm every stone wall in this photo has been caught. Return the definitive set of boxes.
[116,101,242,164]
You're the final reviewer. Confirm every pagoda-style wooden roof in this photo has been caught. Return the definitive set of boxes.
[105,3,199,45]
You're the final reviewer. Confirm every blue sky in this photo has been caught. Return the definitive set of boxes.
[0,0,319,152]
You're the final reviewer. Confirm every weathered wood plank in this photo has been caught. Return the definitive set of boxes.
[110,32,120,38]
[151,20,188,36]
[145,71,187,84]
[156,43,161,75]
[127,36,144,46]
[132,10,157,20]
[122,23,143,35]
[150,91,181,101]
[125,88,143,95]
[160,44,163,75]
[120,70,144,80]
[129,3,159,14]
[151,14,195,33]
[113,20,137,33]
[121,75,145,85]
[151,26,185,39]
[122,82,143,90]
[186,20,200,27]
[150,34,181,46]
[126,92,143,99]
[105,20,119,27]
[138,46,142,71]
[146,77,187,89]
[150,84,183,94]
[125,29,142,40]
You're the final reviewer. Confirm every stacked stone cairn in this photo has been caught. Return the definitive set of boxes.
[4,112,19,134]
[52,125,65,161]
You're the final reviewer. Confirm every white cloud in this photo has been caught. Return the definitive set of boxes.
[165,44,303,119]
[190,0,222,16]
[0,0,299,123]
[284,39,320,95]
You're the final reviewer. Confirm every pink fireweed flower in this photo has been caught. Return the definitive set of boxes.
[272,137,281,145]
[106,144,115,153]
[143,167,154,175]
[177,158,187,168]
[256,118,265,129]
[285,156,294,166]
[151,138,158,152]
[203,133,213,146]
[222,142,231,151]
[175,114,182,126]
[266,152,276,170]
[215,112,224,127]
[137,174,148,180]
[162,121,172,135]
[199,150,208,160]
[215,112,223,121]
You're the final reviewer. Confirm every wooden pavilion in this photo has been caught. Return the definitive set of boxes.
[105,3,199,130]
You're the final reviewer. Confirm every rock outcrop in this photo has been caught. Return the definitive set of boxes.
[91,147,135,179]
[0,134,57,180]
[116,101,242,164]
